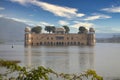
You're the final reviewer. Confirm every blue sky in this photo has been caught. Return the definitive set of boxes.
[0,0,120,33]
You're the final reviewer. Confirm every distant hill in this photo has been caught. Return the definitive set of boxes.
[0,17,28,43]
[96,33,120,38]
[96,33,120,43]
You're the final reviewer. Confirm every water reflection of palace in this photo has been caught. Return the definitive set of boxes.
[24,46,95,74]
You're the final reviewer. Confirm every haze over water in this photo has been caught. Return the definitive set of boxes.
[0,43,120,80]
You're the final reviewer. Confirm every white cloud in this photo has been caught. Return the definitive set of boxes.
[29,14,34,16]
[0,13,54,27]
[72,22,94,30]
[0,14,29,24]
[84,14,111,21]
[94,25,120,33]
[31,0,85,18]
[58,20,69,25]
[10,17,29,23]
[95,27,120,33]
[77,13,85,17]
[0,14,4,17]
[10,0,85,18]
[110,28,120,32]
[0,7,5,10]
[4,16,37,26]
[102,6,120,13]
[10,0,29,5]
[84,16,100,21]
[38,21,54,26]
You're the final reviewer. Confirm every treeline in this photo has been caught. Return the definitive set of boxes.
[96,38,120,43]
[96,35,120,43]
[31,25,89,34]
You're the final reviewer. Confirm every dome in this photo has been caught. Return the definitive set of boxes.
[55,28,65,34]
[55,28,65,31]
[25,27,31,32]
[89,27,95,32]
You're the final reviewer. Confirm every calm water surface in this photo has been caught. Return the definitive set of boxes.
[0,43,120,80]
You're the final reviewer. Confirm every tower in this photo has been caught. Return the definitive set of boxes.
[87,28,96,46]
[24,27,31,46]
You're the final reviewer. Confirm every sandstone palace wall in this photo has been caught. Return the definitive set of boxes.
[24,27,95,46]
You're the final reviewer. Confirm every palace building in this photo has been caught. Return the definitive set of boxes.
[24,27,95,46]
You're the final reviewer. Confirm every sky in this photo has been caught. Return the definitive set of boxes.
[0,0,120,33]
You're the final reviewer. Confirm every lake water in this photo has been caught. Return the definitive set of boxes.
[0,43,120,80]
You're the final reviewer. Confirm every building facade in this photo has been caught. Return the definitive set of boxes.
[25,27,95,46]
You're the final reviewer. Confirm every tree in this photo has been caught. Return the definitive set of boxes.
[31,26,42,34]
[45,26,56,33]
[78,26,88,34]
[0,59,103,80]
[63,25,70,33]
[51,26,56,33]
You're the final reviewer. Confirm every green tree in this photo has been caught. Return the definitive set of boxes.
[45,26,56,33]
[0,59,103,80]
[31,26,42,34]
[51,26,56,33]
[63,25,70,33]
[78,26,88,34]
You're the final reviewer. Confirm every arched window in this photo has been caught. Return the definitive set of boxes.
[81,43,84,45]
[51,37,53,40]
[74,42,76,45]
[56,42,59,45]
[54,42,55,46]
[67,42,69,45]
[36,43,39,46]
[51,42,53,45]
[40,42,42,45]
[71,37,73,40]
[59,42,61,45]
[31,43,33,46]
[44,42,46,45]
[62,42,64,45]
[78,42,80,45]
[48,42,50,45]
[47,37,49,40]
[67,37,69,40]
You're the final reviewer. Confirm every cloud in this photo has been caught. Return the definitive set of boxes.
[0,15,25,23]
[10,0,85,18]
[84,14,111,21]
[77,13,85,17]
[0,14,4,17]
[8,17,40,26]
[72,22,94,30]
[96,27,120,33]
[10,0,29,5]
[0,13,54,27]
[10,17,31,23]
[110,28,120,32]
[38,21,54,26]
[29,14,34,16]
[101,6,120,13]
[1,15,37,26]
[31,0,85,18]
[0,7,5,10]
[58,20,69,25]
[0,14,32,24]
